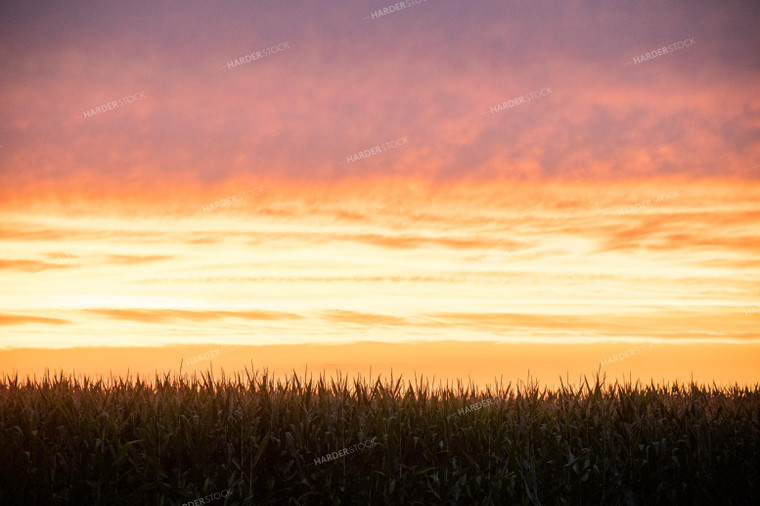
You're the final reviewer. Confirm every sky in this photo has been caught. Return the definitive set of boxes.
[0,0,759,384]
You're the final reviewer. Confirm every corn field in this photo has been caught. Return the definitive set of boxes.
[0,369,758,505]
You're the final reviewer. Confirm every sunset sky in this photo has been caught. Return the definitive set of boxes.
[1,0,759,385]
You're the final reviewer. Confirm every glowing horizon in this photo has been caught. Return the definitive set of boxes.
[1,1,759,384]
[1,178,759,351]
